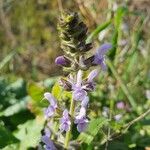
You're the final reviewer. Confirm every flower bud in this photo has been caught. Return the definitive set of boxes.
[59,78,72,91]
[55,55,71,67]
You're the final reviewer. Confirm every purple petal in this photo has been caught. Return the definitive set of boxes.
[73,88,87,101]
[100,59,107,71]
[44,92,57,107]
[60,122,70,132]
[87,69,99,82]
[41,135,56,150]
[116,102,125,109]
[76,70,83,87]
[44,106,55,118]
[77,122,87,132]
[81,96,89,108]
[97,43,112,56]
[44,128,51,137]
[55,55,67,66]
[63,109,69,118]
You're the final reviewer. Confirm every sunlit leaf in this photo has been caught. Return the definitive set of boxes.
[77,117,108,144]
[13,118,44,149]
[0,125,19,149]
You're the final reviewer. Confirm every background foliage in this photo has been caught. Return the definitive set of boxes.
[0,0,150,149]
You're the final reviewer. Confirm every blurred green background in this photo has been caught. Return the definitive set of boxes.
[0,0,150,149]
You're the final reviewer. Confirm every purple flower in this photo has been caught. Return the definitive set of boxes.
[72,70,87,101]
[41,129,56,150]
[116,101,125,109]
[74,107,88,132]
[81,96,89,108]
[83,69,99,91]
[93,43,112,70]
[55,55,70,67]
[41,135,56,150]
[59,109,71,132]
[44,92,57,118]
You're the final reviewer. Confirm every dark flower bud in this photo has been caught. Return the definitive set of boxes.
[59,78,72,91]
[83,56,95,68]
[55,56,71,67]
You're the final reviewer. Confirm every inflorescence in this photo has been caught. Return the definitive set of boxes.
[41,12,112,150]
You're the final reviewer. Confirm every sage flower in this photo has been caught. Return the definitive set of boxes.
[44,92,57,118]
[55,55,71,67]
[72,70,87,101]
[74,107,88,132]
[59,109,71,132]
[93,43,112,70]
[83,69,99,91]
[41,129,56,150]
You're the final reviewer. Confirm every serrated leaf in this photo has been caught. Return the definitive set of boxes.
[13,119,44,150]
[77,117,108,144]
[0,125,19,148]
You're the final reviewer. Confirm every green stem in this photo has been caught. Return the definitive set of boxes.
[64,97,75,149]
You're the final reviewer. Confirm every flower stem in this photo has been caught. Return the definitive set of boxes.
[64,97,75,149]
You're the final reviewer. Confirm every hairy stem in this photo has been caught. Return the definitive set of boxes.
[64,97,75,149]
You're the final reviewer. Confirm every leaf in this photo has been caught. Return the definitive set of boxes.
[77,117,108,144]
[13,118,44,150]
[27,82,45,103]
[51,82,63,100]
[0,96,28,117]
[2,144,19,150]
[109,6,127,60]
[86,20,111,43]
[0,125,19,149]
[51,82,72,101]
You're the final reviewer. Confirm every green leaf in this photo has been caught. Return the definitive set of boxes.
[2,144,19,150]
[77,117,108,144]
[51,82,63,100]
[27,82,45,102]
[13,119,44,149]
[0,96,28,117]
[0,125,19,148]
[86,20,111,43]
[51,82,72,101]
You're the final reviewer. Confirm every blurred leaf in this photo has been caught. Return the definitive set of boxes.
[108,141,128,150]
[86,20,111,43]
[51,82,63,100]
[27,82,44,102]
[0,51,16,71]
[114,7,127,28]
[109,6,127,60]
[0,96,28,117]
[0,125,19,149]
[77,117,108,144]
[2,144,19,150]
[51,82,72,101]
[6,78,27,99]
[13,119,44,149]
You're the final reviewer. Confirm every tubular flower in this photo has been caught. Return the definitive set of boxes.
[44,92,57,118]
[74,107,88,132]
[41,129,57,150]
[93,43,112,70]
[59,109,71,132]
